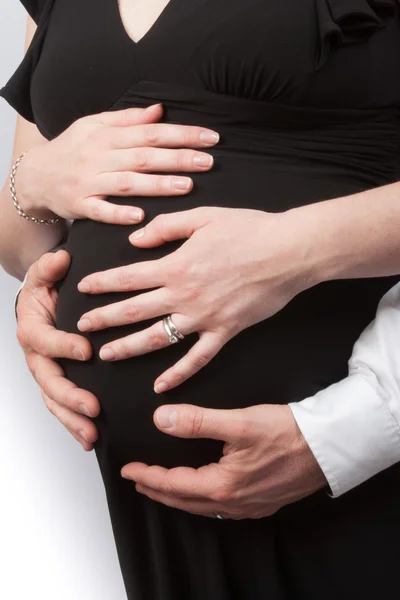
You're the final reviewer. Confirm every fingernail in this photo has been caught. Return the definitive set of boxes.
[78,281,91,293]
[172,177,192,191]
[79,403,92,417]
[79,430,88,441]
[154,381,169,394]
[100,347,116,360]
[129,228,144,240]
[193,153,213,168]
[72,346,86,361]
[156,406,177,429]
[121,471,133,480]
[129,209,143,223]
[199,131,220,145]
[77,318,92,332]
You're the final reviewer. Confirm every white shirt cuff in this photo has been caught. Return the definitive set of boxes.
[14,271,29,320]
[289,282,400,498]
[289,374,400,497]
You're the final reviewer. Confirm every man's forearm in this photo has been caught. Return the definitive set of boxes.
[287,180,400,286]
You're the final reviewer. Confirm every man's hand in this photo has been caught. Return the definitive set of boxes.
[121,403,327,519]
[16,250,100,450]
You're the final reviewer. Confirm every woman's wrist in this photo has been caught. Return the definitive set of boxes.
[13,149,61,221]
[269,208,323,295]
[284,181,400,287]
[281,201,342,289]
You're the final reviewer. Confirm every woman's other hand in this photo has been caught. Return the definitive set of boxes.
[76,206,314,391]
[14,104,218,225]
[16,250,100,450]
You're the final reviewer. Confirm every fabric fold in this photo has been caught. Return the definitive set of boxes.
[316,0,399,69]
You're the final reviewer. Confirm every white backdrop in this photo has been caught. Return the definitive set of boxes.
[0,4,127,599]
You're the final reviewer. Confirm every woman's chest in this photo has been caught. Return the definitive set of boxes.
[116,0,172,44]
[30,0,400,138]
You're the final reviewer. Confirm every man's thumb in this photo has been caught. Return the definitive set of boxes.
[97,103,163,127]
[154,404,244,442]
[27,249,71,289]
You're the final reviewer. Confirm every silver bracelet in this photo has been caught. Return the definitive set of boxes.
[10,151,60,225]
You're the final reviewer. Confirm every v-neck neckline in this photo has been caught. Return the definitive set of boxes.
[114,0,177,48]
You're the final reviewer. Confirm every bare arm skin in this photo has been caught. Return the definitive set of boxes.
[0,16,69,281]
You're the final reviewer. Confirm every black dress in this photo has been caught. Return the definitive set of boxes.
[2,1,400,598]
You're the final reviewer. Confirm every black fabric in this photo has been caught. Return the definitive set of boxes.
[2,1,400,599]
[0,0,56,122]
[19,0,49,24]
[316,0,399,67]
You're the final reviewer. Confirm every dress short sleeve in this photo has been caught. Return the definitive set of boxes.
[0,0,56,124]
[20,0,49,25]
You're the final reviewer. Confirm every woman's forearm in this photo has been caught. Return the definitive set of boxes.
[289,181,400,287]
[0,14,69,281]
[0,175,68,281]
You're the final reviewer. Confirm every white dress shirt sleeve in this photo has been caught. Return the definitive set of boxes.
[289,282,400,498]
[14,271,29,320]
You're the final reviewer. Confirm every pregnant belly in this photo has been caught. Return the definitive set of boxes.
[55,149,398,467]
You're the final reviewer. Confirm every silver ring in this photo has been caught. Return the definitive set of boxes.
[163,315,185,345]
[214,512,224,520]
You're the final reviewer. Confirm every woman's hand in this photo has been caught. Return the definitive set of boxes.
[15,104,218,225]
[76,206,314,391]
[16,250,100,450]
[120,403,327,519]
